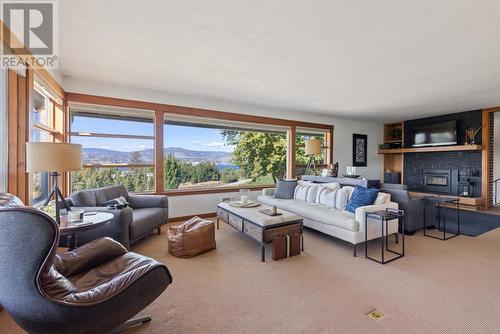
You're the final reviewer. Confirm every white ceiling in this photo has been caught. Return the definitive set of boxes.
[59,0,500,121]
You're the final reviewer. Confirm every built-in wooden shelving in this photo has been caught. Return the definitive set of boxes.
[378,144,482,155]
[409,191,483,211]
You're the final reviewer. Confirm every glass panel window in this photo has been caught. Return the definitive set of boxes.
[32,88,52,127]
[70,106,155,193]
[71,137,154,165]
[71,114,154,136]
[71,167,154,193]
[30,86,54,205]
[296,129,328,177]
[163,115,287,190]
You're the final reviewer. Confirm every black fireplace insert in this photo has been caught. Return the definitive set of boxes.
[422,169,459,195]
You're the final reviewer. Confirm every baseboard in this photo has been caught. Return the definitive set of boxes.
[169,212,216,223]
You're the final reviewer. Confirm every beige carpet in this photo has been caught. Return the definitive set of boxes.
[1,220,500,334]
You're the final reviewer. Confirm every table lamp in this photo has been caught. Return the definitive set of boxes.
[304,138,322,175]
[26,142,82,223]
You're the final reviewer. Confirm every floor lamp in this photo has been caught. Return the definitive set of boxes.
[304,138,322,175]
[26,142,82,223]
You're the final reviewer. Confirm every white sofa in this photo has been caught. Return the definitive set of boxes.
[257,184,399,256]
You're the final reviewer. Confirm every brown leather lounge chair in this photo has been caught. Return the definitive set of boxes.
[0,207,173,334]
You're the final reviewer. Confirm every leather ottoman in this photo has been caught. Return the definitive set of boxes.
[167,217,216,258]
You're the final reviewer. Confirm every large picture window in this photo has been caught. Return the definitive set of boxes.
[70,105,155,192]
[67,97,333,195]
[163,114,288,190]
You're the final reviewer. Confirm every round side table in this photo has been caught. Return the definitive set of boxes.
[59,212,113,250]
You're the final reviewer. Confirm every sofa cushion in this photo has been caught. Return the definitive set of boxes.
[130,207,166,241]
[282,200,358,232]
[294,181,318,202]
[314,186,333,206]
[94,185,129,206]
[0,193,24,207]
[258,195,285,207]
[342,186,355,199]
[293,181,310,201]
[345,186,379,213]
[273,180,297,199]
[374,192,391,205]
[381,187,411,203]
[70,191,97,207]
[335,188,349,210]
[257,195,358,232]
[315,186,337,207]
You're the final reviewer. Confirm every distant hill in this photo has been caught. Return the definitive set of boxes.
[82,147,233,164]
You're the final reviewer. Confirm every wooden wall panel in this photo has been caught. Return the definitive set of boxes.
[7,70,18,195]
[6,69,30,203]
[481,110,494,210]
[16,75,27,203]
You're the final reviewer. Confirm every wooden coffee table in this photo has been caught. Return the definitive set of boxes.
[217,202,303,262]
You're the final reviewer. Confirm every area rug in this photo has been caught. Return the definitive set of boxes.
[433,209,500,237]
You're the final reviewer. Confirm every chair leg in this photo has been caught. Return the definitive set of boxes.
[157,227,162,235]
[395,233,399,244]
[110,316,152,333]
[352,243,357,257]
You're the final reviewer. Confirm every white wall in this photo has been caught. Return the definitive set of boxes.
[63,77,383,217]
[169,190,262,217]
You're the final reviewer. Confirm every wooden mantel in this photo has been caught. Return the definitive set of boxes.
[378,144,482,154]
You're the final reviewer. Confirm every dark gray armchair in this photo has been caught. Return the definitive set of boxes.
[0,207,172,334]
[67,185,169,249]
[381,184,424,234]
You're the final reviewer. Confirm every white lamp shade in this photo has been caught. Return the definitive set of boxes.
[304,139,322,155]
[26,142,82,172]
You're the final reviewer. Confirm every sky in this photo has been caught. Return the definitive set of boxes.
[71,116,235,152]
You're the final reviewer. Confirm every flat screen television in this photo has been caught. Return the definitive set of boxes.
[412,120,457,147]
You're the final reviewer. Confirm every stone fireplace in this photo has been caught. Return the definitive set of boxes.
[404,151,481,197]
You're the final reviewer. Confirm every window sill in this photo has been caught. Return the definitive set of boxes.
[135,184,276,196]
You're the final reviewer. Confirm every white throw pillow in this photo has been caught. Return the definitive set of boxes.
[319,182,341,190]
[342,186,355,200]
[374,192,391,205]
[306,184,319,202]
[294,182,310,201]
[335,188,349,210]
[294,182,318,202]
[315,185,338,207]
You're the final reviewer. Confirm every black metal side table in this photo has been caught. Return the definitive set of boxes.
[365,208,405,264]
[423,196,460,240]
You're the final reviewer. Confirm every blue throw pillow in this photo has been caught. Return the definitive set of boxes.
[345,186,379,213]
